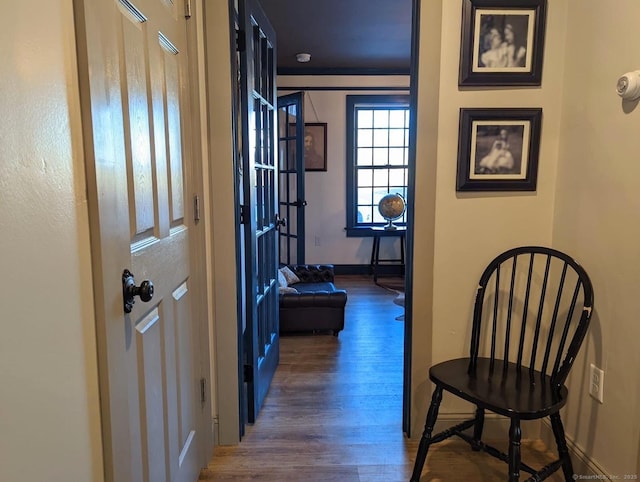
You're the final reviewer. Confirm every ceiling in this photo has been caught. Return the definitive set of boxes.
[257,0,413,75]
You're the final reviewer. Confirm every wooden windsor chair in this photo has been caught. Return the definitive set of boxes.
[410,246,594,482]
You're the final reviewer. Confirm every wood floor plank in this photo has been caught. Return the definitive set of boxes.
[199,275,563,482]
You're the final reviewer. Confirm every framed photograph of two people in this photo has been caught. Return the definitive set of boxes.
[459,0,547,86]
[456,108,542,192]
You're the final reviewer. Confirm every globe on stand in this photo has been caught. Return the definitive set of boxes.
[378,193,406,230]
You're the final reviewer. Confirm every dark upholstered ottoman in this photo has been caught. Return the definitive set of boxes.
[278,264,347,336]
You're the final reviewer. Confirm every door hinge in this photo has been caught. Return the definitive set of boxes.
[239,204,249,225]
[193,194,200,223]
[184,0,192,19]
[236,29,246,52]
[243,364,253,382]
[200,378,206,405]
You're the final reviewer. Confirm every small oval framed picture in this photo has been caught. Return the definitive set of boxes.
[459,0,547,86]
[456,108,542,192]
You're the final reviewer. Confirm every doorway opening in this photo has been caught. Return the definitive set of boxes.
[226,0,421,440]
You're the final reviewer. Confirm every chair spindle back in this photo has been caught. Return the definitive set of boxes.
[468,246,594,388]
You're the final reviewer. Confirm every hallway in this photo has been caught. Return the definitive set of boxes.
[199,276,562,481]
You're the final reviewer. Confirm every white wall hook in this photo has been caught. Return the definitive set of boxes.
[616,70,640,101]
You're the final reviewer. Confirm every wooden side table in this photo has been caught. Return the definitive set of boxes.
[369,227,406,283]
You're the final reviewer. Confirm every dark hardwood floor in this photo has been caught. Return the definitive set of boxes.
[199,275,562,482]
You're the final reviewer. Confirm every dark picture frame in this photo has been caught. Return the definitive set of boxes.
[302,122,327,171]
[456,108,542,191]
[459,0,547,86]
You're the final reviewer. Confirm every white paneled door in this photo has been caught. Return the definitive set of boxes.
[75,0,208,480]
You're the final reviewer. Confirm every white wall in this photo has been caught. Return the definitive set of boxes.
[0,1,103,480]
[414,0,640,474]
[202,0,240,445]
[278,76,409,265]
[552,0,640,474]
[411,0,569,431]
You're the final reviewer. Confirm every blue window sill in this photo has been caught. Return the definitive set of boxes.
[346,225,407,237]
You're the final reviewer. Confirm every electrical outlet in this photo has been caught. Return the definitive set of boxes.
[314,236,321,246]
[589,364,604,404]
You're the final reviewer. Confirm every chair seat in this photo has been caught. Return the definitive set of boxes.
[430,357,568,420]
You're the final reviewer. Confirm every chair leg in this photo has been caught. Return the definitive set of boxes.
[410,386,443,482]
[508,418,522,482]
[472,406,484,451]
[550,412,574,482]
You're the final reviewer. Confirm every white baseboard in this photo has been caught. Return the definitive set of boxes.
[540,419,608,478]
[213,416,219,447]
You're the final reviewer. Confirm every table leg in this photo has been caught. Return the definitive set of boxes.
[371,236,381,282]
